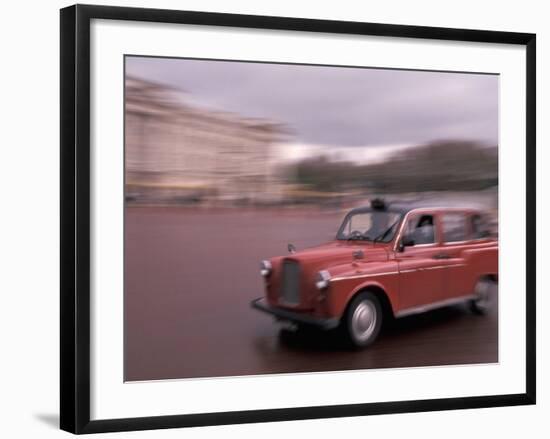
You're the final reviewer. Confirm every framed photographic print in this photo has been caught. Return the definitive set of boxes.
[60,4,536,434]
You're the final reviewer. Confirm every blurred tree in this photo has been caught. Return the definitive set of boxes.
[289,140,497,193]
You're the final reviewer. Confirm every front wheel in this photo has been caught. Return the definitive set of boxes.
[343,292,382,348]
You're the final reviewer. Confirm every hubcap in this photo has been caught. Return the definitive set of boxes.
[474,279,492,311]
[351,301,377,342]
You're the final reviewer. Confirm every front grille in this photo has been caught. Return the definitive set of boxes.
[281,259,301,305]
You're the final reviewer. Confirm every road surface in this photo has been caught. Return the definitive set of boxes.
[124,207,498,381]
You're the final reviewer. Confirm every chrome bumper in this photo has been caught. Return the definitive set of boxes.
[250,297,339,330]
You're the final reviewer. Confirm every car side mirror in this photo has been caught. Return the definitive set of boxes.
[352,249,364,260]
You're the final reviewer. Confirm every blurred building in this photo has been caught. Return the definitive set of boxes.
[125,76,286,205]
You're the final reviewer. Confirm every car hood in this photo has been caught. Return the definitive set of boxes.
[284,241,390,267]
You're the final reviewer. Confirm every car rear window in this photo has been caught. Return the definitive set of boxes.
[471,213,490,239]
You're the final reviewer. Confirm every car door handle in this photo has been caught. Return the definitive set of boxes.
[433,253,451,260]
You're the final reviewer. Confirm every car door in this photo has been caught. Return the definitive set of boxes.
[395,213,446,311]
[439,212,476,300]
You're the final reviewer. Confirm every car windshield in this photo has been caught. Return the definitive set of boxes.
[337,210,403,242]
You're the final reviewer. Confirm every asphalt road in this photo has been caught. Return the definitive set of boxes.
[124,206,498,381]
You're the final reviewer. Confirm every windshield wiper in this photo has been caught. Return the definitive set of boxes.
[346,233,371,241]
[373,220,400,243]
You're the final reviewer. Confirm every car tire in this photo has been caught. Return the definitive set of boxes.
[343,292,382,348]
[469,277,495,315]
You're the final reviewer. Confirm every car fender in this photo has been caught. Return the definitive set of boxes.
[326,265,399,319]
[460,243,499,291]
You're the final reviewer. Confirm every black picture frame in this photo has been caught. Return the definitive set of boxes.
[60,4,536,434]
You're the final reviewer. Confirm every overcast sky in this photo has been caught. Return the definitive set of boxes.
[126,56,498,148]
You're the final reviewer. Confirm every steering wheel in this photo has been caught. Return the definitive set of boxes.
[348,230,363,240]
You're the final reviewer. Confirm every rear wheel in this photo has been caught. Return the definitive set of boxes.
[469,277,495,315]
[343,292,382,348]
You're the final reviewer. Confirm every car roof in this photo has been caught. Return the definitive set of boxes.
[348,199,484,216]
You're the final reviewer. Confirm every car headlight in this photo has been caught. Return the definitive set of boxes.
[260,260,272,277]
[315,270,331,290]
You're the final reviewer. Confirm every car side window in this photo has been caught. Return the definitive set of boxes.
[442,213,467,243]
[404,214,435,245]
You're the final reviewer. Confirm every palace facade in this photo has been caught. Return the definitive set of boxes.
[125,76,286,204]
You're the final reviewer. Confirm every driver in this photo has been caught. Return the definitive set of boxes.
[413,215,435,244]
